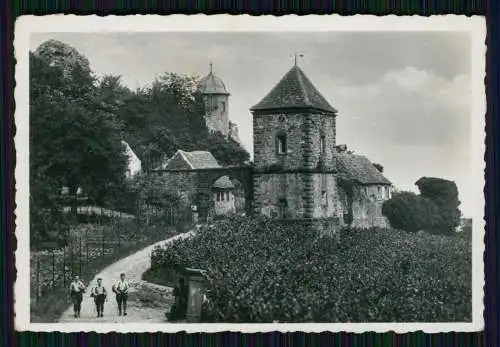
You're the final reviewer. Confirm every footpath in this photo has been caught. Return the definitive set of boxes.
[58,231,194,323]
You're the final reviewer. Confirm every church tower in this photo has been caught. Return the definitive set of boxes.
[251,63,341,232]
[197,62,230,136]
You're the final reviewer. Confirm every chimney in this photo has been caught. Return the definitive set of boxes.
[336,144,347,153]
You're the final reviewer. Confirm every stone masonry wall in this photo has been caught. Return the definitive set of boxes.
[311,173,341,219]
[204,94,229,135]
[152,171,198,205]
[253,112,336,171]
[337,182,390,229]
[253,173,306,218]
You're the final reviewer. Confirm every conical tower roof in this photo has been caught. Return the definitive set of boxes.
[251,65,337,114]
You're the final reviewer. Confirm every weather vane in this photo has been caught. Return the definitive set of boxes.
[293,52,304,66]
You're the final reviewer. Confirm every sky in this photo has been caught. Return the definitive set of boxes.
[30,32,476,217]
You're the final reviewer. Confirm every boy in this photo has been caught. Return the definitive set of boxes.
[91,277,107,317]
[112,273,129,316]
[69,275,86,318]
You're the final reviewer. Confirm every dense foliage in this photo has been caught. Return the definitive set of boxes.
[30,42,129,245]
[115,73,249,171]
[150,216,471,322]
[381,191,441,233]
[30,40,250,245]
[416,177,461,233]
[383,177,461,234]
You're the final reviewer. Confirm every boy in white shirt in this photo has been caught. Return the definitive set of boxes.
[91,278,107,317]
[112,273,129,316]
[69,275,86,318]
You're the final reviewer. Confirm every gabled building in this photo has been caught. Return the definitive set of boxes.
[161,150,220,170]
[158,150,239,221]
[122,140,141,179]
[336,152,392,228]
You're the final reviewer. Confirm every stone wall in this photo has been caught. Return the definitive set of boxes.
[337,182,390,229]
[253,112,336,171]
[204,94,229,135]
[152,171,198,205]
[253,173,306,218]
[311,174,342,219]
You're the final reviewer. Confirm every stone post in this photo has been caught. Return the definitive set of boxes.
[191,205,198,225]
[184,267,207,323]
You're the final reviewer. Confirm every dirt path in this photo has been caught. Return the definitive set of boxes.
[58,231,194,323]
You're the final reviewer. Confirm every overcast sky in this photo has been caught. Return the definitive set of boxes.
[31,32,475,217]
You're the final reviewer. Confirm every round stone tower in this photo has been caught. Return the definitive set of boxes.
[197,63,230,136]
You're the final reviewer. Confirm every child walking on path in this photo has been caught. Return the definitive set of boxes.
[91,278,108,318]
[69,275,86,318]
[112,273,130,316]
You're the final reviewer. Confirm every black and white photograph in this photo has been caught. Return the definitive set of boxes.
[15,15,485,332]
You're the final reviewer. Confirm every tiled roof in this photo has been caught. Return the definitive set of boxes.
[180,150,221,169]
[336,153,392,185]
[251,65,337,114]
[212,175,235,189]
[161,150,221,170]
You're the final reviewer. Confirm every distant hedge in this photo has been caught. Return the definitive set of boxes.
[150,215,471,322]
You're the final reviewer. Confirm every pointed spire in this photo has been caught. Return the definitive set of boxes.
[293,52,304,67]
[251,63,337,114]
[209,61,213,74]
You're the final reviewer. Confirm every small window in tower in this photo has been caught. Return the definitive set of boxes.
[320,135,326,155]
[277,134,287,154]
[221,101,226,112]
[377,186,382,199]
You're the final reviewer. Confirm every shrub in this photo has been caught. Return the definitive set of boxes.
[415,177,461,234]
[382,191,441,232]
[150,215,471,322]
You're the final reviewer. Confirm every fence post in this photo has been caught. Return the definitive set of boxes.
[63,246,66,289]
[85,227,89,270]
[102,231,105,262]
[36,254,40,302]
[79,236,82,277]
[52,250,55,288]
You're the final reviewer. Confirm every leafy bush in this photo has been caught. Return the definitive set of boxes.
[382,191,441,232]
[150,215,471,322]
[415,177,461,234]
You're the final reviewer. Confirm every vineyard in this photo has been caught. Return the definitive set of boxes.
[150,215,472,322]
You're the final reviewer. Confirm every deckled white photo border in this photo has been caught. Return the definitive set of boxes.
[14,14,486,333]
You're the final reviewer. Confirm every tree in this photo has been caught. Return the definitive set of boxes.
[415,177,461,234]
[382,191,440,233]
[30,41,128,228]
[117,72,250,170]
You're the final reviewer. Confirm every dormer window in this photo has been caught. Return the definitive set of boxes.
[277,134,287,154]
